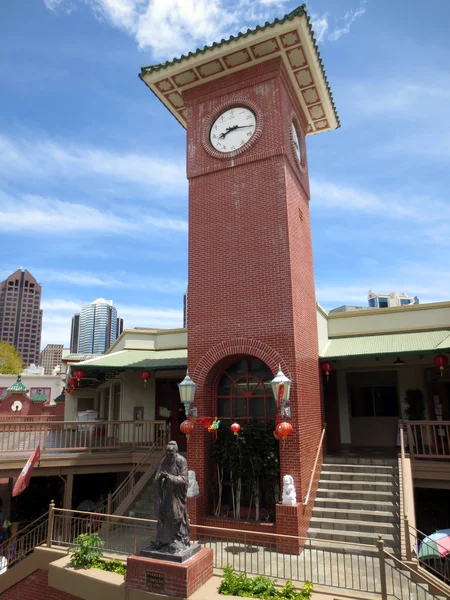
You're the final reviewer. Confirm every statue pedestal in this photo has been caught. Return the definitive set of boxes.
[126,547,213,599]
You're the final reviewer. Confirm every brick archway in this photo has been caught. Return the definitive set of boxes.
[191,338,292,387]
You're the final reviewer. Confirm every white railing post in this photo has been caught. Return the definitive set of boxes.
[47,500,55,547]
[377,537,388,600]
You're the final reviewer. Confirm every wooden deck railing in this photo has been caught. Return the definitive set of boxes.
[0,420,168,454]
[407,421,450,459]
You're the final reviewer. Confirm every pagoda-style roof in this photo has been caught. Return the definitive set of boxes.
[32,390,48,403]
[6,375,29,394]
[140,5,339,134]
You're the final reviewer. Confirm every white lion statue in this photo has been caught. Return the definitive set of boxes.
[282,475,296,505]
[187,470,200,497]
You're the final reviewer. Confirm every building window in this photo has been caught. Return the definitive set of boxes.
[379,297,389,308]
[216,358,277,423]
[30,388,51,402]
[348,371,399,418]
[0,388,7,399]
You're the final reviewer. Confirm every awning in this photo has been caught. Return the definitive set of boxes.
[320,329,450,360]
[69,349,187,372]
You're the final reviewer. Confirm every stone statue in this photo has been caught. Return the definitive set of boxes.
[187,470,200,497]
[282,474,297,505]
[149,441,191,554]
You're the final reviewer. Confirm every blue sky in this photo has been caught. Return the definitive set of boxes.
[1,0,449,348]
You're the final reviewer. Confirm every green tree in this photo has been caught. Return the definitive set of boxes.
[0,341,23,374]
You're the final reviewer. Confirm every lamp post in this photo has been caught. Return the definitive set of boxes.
[178,371,198,417]
[270,365,292,418]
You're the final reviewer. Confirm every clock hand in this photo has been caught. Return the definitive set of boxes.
[218,124,254,140]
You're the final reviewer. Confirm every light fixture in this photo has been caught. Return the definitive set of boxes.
[393,356,405,365]
[178,371,198,417]
[270,365,292,417]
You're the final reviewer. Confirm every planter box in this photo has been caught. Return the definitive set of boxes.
[48,555,125,600]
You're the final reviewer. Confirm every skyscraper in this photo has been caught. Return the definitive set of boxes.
[40,343,64,375]
[70,313,80,353]
[78,299,119,354]
[0,269,43,366]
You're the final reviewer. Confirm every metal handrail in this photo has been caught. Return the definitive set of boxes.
[407,522,450,586]
[303,423,326,506]
[93,423,169,514]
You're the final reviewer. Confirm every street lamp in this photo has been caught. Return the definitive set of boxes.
[271,365,292,417]
[178,371,198,417]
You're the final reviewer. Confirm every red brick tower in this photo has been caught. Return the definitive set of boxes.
[141,5,339,540]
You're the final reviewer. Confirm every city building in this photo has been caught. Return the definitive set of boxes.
[40,344,64,376]
[0,268,43,366]
[117,316,124,337]
[368,290,419,308]
[22,364,45,375]
[77,299,118,354]
[0,371,64,404]
[329,304,367,313]
[69,313,80,353]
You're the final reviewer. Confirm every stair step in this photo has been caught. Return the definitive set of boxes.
[322,462,397,473]
[314,496,399,509]
[310,517,396,534]
[319,480,398,492]
[312,507,398,522]
[316,488,398,500]
[323,456,398,466]
[308,527,399,547]
[320,471,396,481]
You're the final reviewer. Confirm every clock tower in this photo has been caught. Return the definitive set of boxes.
[140,5,339,542]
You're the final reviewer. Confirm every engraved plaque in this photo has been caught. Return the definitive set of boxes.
[146,571,165,592]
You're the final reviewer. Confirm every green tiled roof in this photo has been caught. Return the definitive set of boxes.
[72,349,187,371]
[7,375,29,394]
[64,353,97,362]
[32,390,47,403]
[320,330,450,360]
[140,4,340,128]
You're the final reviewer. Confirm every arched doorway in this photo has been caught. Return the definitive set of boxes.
[212,357,279,522]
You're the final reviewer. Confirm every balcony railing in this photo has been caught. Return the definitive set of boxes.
[407,421,450,459]
[0,420,168,454]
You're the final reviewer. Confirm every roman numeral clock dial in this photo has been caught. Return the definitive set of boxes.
[209,107,256,153]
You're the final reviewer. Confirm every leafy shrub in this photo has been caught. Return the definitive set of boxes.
[68,533,104,569]
[219,566,313,599]
[92,558,126,575]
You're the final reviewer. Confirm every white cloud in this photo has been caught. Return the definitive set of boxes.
[0,134,186,193]
[0,192,137,235]
[34,268,187,294]
[43,0,365,59]
[311,2,366,43]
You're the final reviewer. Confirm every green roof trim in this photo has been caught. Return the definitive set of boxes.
[32,390,47,403]
[72,349,187,371]
[54,392,66,403]
[320,330,450,360]
[7,375,29,394]
[140,4,340,128]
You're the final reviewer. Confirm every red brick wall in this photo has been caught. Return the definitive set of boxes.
[0,569,81,600]
[184,57,323,537]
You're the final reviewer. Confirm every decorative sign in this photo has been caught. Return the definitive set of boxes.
[146,571,165,593]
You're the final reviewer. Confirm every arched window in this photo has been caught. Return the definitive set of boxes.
[216,358,277,423]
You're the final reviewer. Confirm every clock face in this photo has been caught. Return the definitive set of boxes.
[210,107,256,153]
[291,122,302,164]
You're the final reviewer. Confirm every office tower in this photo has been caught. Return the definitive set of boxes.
[78,299,118,354]
[117,316,124,338]
[0,269,43,366]
[70,313,80,353]
[40,343,64,375]
[368,290,419,309]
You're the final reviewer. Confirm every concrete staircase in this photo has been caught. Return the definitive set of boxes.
[129,476,158,520]
[308,455,401,554]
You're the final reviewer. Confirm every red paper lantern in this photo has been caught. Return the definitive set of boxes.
[180,420,194,441]
[72,370,85,384]
[68,378,77,388]
[231,422,241,436]
[275,421,293,444]
[434,355,449,377]
[320,362,334,381]
[140,371,151,387]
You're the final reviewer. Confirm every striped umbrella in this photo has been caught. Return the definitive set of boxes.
[418,530,450,560]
